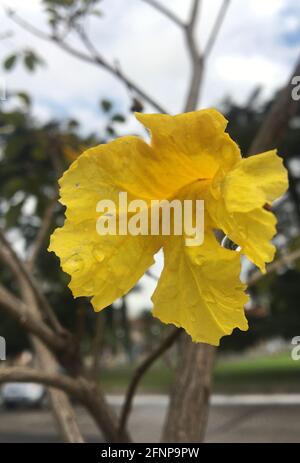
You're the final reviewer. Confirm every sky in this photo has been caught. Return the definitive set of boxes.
[1,0,300,130]
[0,0,300,315]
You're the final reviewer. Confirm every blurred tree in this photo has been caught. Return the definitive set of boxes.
[0,92,132,355]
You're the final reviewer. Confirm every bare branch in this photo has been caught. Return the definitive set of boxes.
[146,269,159,281]
[203,0,231,58]
[18,268,84,442]
[247,247,300,286]
[0,236,130,442]
[0,366,130,443]
[0,366,84,399]
[140,0,184,28]
[118,327,182,438]
[248,56,300,154]
[184,0,203,111]
[0,283,69,352]
[189,0,201,29]
[0,229,67,336]
[0,272,83,441]
[7,9,168,114]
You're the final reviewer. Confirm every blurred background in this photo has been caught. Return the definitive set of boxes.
[0,0,300,443]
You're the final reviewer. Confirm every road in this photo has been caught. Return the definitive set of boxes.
[0,395,299,443]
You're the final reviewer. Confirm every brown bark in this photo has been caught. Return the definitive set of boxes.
[21,281,84,443]
[162,335,215,442]
[0,284,67,352]
[0,367,131,443]
[248,57,300,154]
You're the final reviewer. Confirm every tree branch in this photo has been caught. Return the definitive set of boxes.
[248,56,300,154]
[247,247,300,286]
[183,0,203,111]
[0,229,67,336]
[0,232,130,441]
[0,366,83,399]
[203,0,231,58]
[0,366,130,443]
[140,0,184,28]
[7,9,168,114]
[118,327,182,438]
[189,0,201,29]
[146,269,159,281]
[0,283,68,352]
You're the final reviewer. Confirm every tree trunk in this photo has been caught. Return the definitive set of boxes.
[162,335,215,442]
[22,283,84,443]
[248,58,300,154]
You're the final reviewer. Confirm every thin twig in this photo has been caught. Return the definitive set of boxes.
[189,0,201,29]
[183,0,203,111]
[146,269,159,281]
[7,9,168,114]
[118,327,182,437]
[247,247,300,286]
[203,0,231,58]
[140,0,184,28]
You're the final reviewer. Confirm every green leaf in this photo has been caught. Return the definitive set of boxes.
[111,114,125,123]
[24,53,35,72]
[23,51,44,72]
[106,125,115,136]
[3,54,17,71]
[101,99,112,112]
[17,92,31,106]
[67,119,79,129]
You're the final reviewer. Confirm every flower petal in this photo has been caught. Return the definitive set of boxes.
[49,218,161,310]
[206,150,288,271]
[222,150,288,212]
[59,136,203,221]
[152,233,248,345]
[49,136,179,310]
[136,109,241,179]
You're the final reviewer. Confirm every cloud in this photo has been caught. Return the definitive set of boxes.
[0,0,297,125]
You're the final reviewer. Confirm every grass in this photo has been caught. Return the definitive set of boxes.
[213,351,300,393]
[99,351,300,394]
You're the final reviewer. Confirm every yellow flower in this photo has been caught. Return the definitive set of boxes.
[49,109,288,345]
